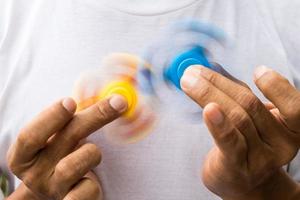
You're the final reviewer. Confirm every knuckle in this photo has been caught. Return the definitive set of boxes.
[285,96,300,119]
[59,120,82,144]
[193,83,211,103]
[238,91,261,113]
[60,130,80,145]
[96,101,116,122]
[54,145,101,185]
[19,170,57,198]
[218,128,237,145]
[202,70,217,83]
[55,161,74,182]
[84,144,102,163]
[17,128,40,151]
[23,175,34,188]
[228,109,251,131]
[23,172,40,191]
[47,181,66,199]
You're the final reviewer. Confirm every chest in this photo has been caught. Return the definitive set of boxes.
[1,1,294,199]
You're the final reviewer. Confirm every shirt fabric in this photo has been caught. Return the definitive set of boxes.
[0,0,300,199]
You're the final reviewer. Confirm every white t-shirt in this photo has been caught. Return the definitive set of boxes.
[0,0,300,199]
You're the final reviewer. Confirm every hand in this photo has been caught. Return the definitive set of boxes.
[180,65,300,199]
[6,95,127,200]
[6,172,101,200]
[254,66,300,145]
[6,183,40,200]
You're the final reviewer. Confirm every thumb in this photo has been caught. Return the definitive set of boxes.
[203,103,246,164]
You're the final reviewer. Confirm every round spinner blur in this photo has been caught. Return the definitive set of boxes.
[73,53,157,145]
[138,19,228,121]
[141,19,227,91]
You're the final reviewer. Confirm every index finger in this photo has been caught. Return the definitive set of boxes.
[46,95,128,160]
[181,65,289,146]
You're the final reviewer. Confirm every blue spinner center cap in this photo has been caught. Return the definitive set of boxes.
[164,47,211,89]
[177,58,203,79]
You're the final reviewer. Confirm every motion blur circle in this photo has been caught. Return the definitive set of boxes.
[73,53,157,145]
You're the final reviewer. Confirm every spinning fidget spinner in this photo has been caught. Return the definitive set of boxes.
[73,19,227,144]
[141,19,226,91]
[73,53,156,144]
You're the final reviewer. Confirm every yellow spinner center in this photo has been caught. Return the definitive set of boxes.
[99,80,138,118]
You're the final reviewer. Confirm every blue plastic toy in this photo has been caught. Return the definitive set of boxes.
[139,19,226,94]
[163,47,211,89]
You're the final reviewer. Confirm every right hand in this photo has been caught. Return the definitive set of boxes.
[6,95,127,200]
[180,65,300,199]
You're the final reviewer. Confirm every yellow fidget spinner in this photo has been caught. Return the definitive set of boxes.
[99,80,138,117]
[73,53,156,144]
[76,79,138,118]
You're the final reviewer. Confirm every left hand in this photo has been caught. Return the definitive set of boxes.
[180,65,300,199]
[6,171,99,200]
[6,96,127,200]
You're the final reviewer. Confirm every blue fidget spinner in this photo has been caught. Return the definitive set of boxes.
[139,19,226,92]
[164,46,211,89]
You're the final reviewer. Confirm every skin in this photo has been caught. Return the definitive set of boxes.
[6,95,128,200]
[6,64,300,199]
[180,65,300,200]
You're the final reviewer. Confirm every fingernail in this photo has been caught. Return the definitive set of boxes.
[109,95,128,112]
[207,105,224,125]
[254,66,272,80]
[62,98,77,113]
[181,66,201,90]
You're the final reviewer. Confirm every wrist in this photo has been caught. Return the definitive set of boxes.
[223,169,300,200]
[6,183,40,200]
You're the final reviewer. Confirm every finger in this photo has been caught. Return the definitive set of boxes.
[269,108,283,122]
[203,103,246,165]
[264,102,276,110]
[254,66,300,132]
[46,95,127,161]
[6,183,44,200]
[52,143,101,196]
[180,67,262,149]
[63,177,101,200]
[183,65,286,145]
[7,98,76,167]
